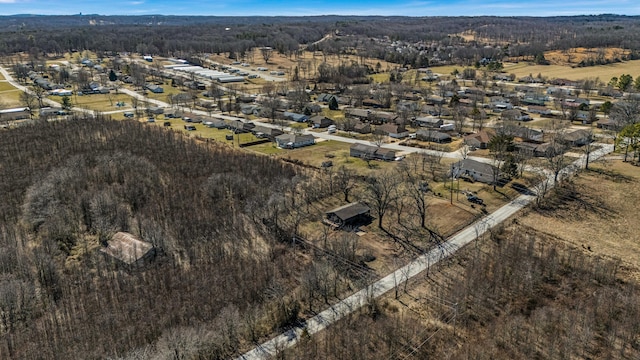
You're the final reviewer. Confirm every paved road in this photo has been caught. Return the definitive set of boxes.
[235,142,613,360]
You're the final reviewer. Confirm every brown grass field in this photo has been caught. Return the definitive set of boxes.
[208,48,398,80]
[519,159,640,282]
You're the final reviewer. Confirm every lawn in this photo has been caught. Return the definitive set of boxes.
[0,89,24,107]
[49,93,135,112]
[0,81,17,92]
[0,72,5,80]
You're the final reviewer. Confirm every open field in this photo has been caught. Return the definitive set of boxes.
[544,47,630,66]
[49,93,134,112]
[0,88,23,107]
[208,48,398,81]
[428,59,640,82]
[502,60,640,81]
[520,159,640,282]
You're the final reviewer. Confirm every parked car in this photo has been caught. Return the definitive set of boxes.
[467,194,484,205]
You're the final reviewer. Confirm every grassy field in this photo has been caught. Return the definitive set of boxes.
[502,60,640,81]
[49,93,134,112]
[519,159,640,282]
[428,60,640,82]
[0,87,24,108]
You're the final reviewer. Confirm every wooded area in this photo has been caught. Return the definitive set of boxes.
[0,116,310,359]
[2,15,640,66]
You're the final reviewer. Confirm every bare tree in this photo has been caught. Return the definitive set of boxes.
[335,166,356,203]
[363,170,399,229]
[260,47,274,64]
[260,83,282,123]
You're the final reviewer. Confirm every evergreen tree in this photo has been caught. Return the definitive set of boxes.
[328,96,339,110]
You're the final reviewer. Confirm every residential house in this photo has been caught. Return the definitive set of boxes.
[353,121,372,134]
[528,105,552,116]
[563,129,592,146]
[415,116,443,128]
[345,108,371,120]
[325,202,371,228]
[373,111,399,124]
[596,118,619,131]
[283,111,309,123]
[275,134,315,149]
[309,115,334,128]
[164,109,183,118]
[501,109,531,122]
[505,126,543,142]
[317,93,338,104]
[0,107,31,122]
[204,120,227,129]
[452,159,502,185]
[240,104,261,116]
[376,123,409,139]
[416,129,452,143]
[463,130,494,149]
[147,107,164,115]
[252,125,284,139]
[349,143,396,161]
[145,84,164,93]
[228,120,255,133]
[363,99,384,108]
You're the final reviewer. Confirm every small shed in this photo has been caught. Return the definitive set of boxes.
[100,232,155,266]
[325,202,371,227]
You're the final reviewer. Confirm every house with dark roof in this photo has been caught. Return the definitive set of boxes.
[345,108,371,120]
[275,134,315,149]
[452,159,502,185]
[501,109,531,122]
[353,121,372,134]
[376,123,409,138]
[528,105,552,116]
[252,125,284,139]
[417,129,452,143]
[228,120,255,133]
[283,111,309,123]
[309,115,334,128]
[145,84,164,93]
[415,116,444,128]
[325,202,371,228]
[349,143,396,161]
[0,107,31,122]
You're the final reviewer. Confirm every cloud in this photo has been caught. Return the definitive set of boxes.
[129,1,144,5]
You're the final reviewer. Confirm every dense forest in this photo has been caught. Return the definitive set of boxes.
[0,116,314,359]
[2,15,640,65]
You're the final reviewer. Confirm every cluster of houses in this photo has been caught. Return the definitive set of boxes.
[463,127,592,158]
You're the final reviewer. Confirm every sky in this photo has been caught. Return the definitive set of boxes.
[0,0,638,17]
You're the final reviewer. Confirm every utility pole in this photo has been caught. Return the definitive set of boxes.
[450,163,454,205]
